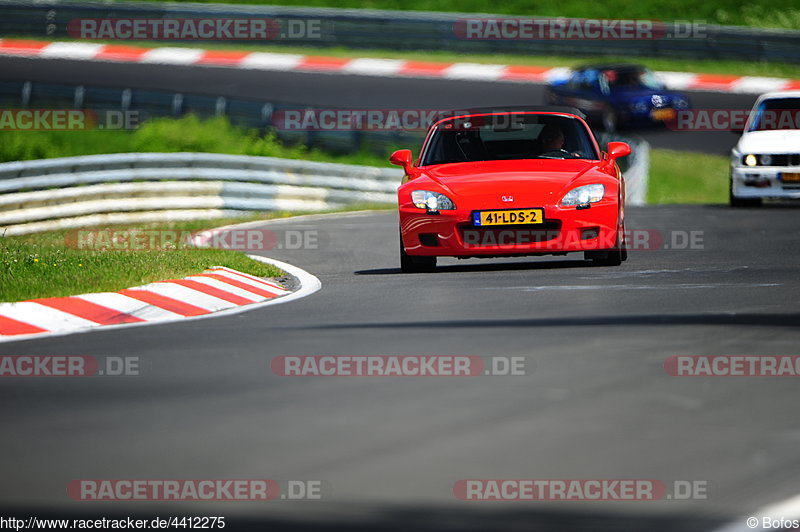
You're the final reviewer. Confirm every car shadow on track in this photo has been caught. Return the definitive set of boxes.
[306,312,800,330]
[356,259,608,276]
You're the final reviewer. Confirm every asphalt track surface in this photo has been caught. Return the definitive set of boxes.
[0,55,754,155]
[1,205,800,531]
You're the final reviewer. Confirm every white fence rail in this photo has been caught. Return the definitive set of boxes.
[624,139,650,206]
[0,153,401,235]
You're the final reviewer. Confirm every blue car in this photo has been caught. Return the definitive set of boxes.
[546,64,691,132]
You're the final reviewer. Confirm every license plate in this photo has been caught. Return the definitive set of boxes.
[473,209,543,226]
[782,172,800,182]
[651,108,676,121]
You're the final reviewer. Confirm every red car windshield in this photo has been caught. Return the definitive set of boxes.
[420,114,599,166]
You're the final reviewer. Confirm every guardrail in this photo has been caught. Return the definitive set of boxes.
[1,0,799,63]
[0,152,401,235]
[596,132,649,207]
[0,136,648,236]
[619,136,649,206]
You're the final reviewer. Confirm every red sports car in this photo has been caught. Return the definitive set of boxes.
[390,108,631,273]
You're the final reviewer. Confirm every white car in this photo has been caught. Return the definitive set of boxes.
[730,90,800,207]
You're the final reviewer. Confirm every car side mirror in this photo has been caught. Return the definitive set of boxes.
[607,142,631,160]
[390,149,416,177]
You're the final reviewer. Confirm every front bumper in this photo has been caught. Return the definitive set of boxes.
[731,166,800,200]
[400,202,620,257]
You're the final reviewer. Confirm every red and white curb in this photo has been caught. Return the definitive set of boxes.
[0,256,321,343]
[2,38,799,94]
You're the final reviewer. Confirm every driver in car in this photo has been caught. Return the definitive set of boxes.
[538,124,583,159]
[540,125,565,151]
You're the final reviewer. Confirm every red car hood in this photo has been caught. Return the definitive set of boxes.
[417,159,609,206]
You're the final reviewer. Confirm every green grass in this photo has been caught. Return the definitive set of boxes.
[0,203,392,303]
[0,218,286,302]
[647,149,729,204]
[0,114,397,165]
[109,0,800,30]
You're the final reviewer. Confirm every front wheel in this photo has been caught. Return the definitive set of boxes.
[400,233,436,273]
[729,178,762,207]
[585,225,626,266]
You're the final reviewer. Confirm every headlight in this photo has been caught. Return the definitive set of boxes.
[631,101,648,112]
[561,184,605,206]
[411,190,456,211]
[760,154,772,166]
[674,98,689,109]
[743,154,757,167]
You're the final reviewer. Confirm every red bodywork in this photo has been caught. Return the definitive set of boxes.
[394,111,628,260]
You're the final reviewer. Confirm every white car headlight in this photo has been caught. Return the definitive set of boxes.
[561,184,605,206]
[744,154,757,167]
[411,190,456,211]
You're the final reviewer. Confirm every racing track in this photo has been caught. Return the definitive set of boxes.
[0,55,753,155]
[1,205,800,531]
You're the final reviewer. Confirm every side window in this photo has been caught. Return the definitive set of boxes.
[598,73,610,95]
[579,70,598,91]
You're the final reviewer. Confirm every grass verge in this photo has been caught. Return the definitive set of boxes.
[0,114,391,165]
[647,149,728,204]
[0,217,285,303]
[0,205,391,303]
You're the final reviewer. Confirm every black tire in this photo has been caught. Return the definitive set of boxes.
[588,248,623,267]
[729,178,762,207]
[400,233,436,273]
[585,226,626,266]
